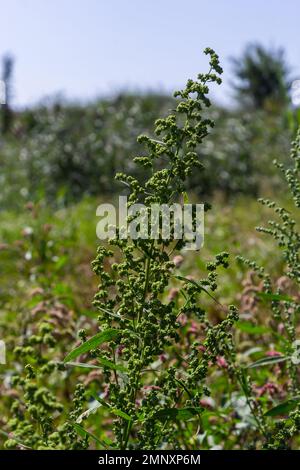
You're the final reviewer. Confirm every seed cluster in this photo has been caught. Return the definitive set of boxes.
[90,49,240,449]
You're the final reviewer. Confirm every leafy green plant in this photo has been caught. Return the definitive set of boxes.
[237,128,300,449]
[64,49,240,450]
[0,202,90,449]
[2,48,300,452]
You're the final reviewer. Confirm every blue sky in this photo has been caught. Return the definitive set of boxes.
[1,0,299,106]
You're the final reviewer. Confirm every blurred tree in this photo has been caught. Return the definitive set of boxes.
[231,44,291,110]
[1,54,14,134]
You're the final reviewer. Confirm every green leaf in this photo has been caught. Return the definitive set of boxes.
[110,408,132,421]
[257,292,293,302]
[155,407,203,421]
[247,355,288,369]
[90,392,110,407]
[97,357,127,373]
[175,378,193,398]
[97,306,122,320]
[90,394,132,421]
[64,359,127,373]
[0,429,32,450]
[242,347,262,357]
[73,422,107,448]
[265,398,299,417]
[63,329,120,363]
[64,361,103,370]
[175,275,224,308]
[175,274,202,290]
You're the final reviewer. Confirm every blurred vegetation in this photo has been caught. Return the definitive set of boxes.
[231,44,291,110]
[1,44,298,211]
[1,92,300,211]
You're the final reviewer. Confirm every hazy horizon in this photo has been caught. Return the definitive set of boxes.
[1,0,299,107]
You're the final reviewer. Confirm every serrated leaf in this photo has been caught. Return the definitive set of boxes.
[64,329,120,363]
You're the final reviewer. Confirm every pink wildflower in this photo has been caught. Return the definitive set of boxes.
[216,356,228,369]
